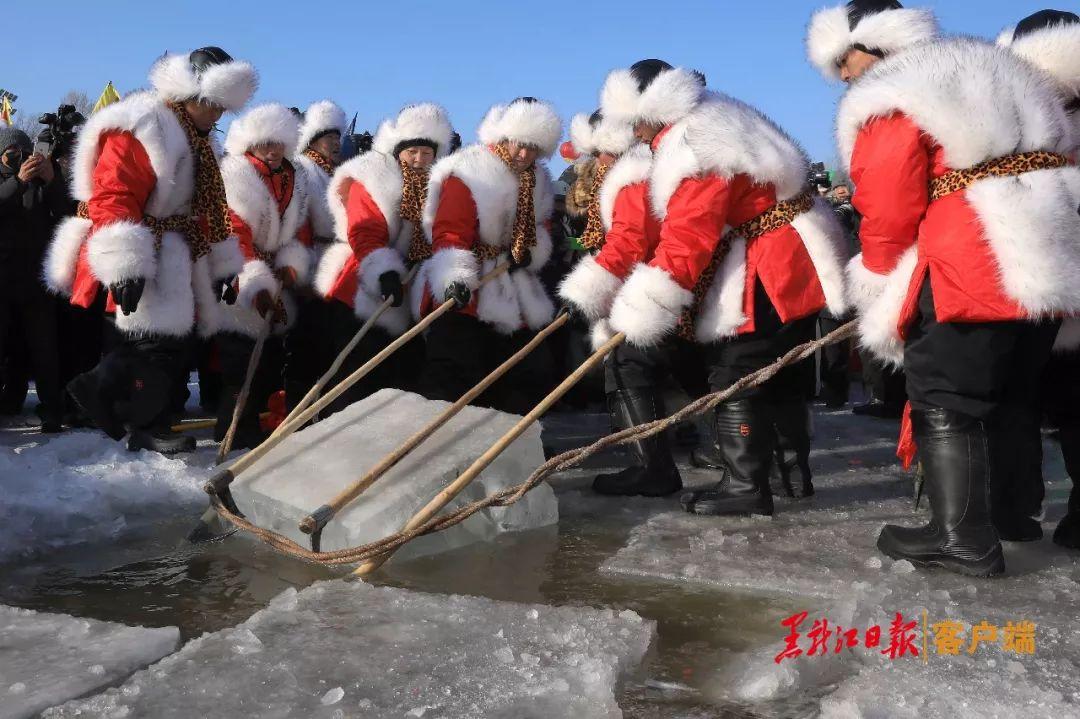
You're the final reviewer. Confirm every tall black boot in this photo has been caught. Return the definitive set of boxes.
[123,358,193,455]
[877,408,1004,577]
[1053,423,1080,549]
[214,386,266,452]
[770,398,814,499]
[680,398,775,516]
[690,409,727,471]
[66,352,130,441]
[592,388,682,497]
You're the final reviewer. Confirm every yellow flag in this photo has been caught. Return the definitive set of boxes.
[92,81,121,114]
[0,97,12,126]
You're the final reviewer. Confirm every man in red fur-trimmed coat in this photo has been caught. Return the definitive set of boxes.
[807,0,1080,575]
[414,97,562,415]
[604,60,849,518]
[44,47,255,454]
[215,103,313,449]
[314,103,454,414]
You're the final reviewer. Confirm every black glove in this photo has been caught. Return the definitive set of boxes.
[444,281,472,309]
[558,303,584,324]
[109,278,145,316]
[215,276,238,305]
[508,248,532,273]
[378,270,404,308]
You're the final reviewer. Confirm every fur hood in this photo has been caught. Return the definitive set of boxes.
[836,38,1075,170]
[807,4,938,81]
[297,100,347,153]
[600,66,705,127]
[651,92,809,219]
[477,99,562,158]
[149,52,257,112]
[998,17,1080,101]
[220,153,309,257]
[225,103,301,158]
[569,112,636,157]
[372,103,455,159]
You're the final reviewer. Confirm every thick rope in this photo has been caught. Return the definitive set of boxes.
[208,321,856,566]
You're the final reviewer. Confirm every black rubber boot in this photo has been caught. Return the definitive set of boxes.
[127,426,195,455]
[990,408,1044,542]
[877,408,1004,577]
[690,410,726,471]
[592,388,682,497]
[770,398,814,499]
[65,356,127,441]
[681,399,775,516]
[1053,423,1080,550]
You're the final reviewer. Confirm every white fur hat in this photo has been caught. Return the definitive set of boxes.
[600,62,705,127]
[149,48,257,112]
[372,103,455,158]
[998,11,1080,99]
[569,111,636,157]
[807,2,938,81]
[297,100,347,153]
[477,98,563,158]
[224,103,301,157]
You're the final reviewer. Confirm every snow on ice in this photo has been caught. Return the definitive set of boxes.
[601,411,1080,717]
[0,604,179,719]
[0,430,215,565]
[230,388,558,561]
[45,580,655,719]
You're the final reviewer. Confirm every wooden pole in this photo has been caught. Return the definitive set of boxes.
[209,264,509,485]
[215,305,276,465]
[273,265,421,437]
[352,330,625,576]
[299,312,570,536]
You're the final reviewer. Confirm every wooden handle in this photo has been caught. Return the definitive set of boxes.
[352,330,624,576]
[274,264,422,437]
[299,311,570,535]
[215,297,277,465]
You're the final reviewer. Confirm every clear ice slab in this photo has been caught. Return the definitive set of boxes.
[46,580,656,718]
[229,389,558,562]
[0,604,179,719]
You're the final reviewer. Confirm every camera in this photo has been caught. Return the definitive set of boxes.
[36,103,85,159]
[808,161,831,192]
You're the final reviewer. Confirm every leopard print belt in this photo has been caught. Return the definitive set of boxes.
[928,151,1070,202]
[76,202,209,259]
[676,190,816,341]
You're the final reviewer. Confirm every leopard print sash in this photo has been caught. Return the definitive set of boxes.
[577,162,610,251]
[676,190,816,341]
[491,143,537,264]
[303,148,335,176]
[76,201,203,257]
[929,151,1069,202]
[401,161,433,264]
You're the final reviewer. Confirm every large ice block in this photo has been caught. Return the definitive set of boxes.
[47,580,656,718]
[0,605,179,719]
[230,389,558,562]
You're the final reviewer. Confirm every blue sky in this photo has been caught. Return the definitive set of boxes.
[3,1,1058,171]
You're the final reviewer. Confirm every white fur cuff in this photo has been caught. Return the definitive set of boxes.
[558,255,624,321]
[845,253,891,316]
[590,318,617,351]
[208,237,245,281]
[609,264,693,347]
[426,248,479,296]
[275,240,314,286]
[236,259,278,310]
[359,247,407,298]
[86,221,157,286]
[44,216,92,295]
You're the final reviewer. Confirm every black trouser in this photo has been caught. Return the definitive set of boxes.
[904,279,1059,522]
[861,353,907,407]
[216,331,284,434]
[102,330,193,429]
[417,311,554,416]
[0,286,62,422]
[57,292,105,413]
[284,293,335,412]
[818,312,850,403]
[704,281,818,401]
[322,300,422,417]
[604,335,709,397]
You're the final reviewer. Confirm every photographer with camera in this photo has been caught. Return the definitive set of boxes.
[0,126,69,432]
